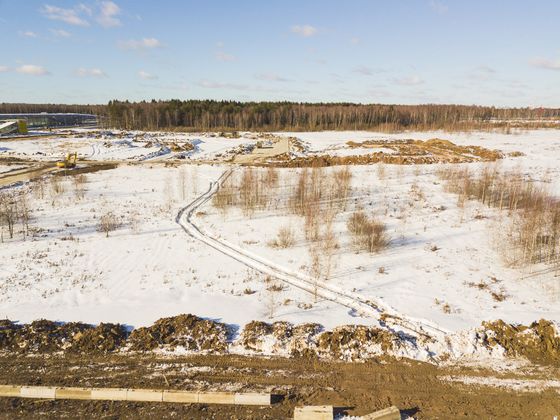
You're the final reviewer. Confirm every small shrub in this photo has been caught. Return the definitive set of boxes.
[347,211,389,253]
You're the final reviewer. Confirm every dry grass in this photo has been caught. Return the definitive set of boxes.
[268,225,295,248]
[347,210,390,253]
[438,164,560,269]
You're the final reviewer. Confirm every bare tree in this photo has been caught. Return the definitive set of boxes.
[98,210,120,237]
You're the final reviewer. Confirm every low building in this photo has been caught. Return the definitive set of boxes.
[0,120,28,136]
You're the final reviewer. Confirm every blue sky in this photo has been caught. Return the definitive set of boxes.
[1,0,559,106]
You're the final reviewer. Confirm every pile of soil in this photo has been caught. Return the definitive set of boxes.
[0,319,127,354]
[266,139,504,167]
[316,325,396,360]
[480,319,560,364]
[240,322,397,360]
[128,314,229,352]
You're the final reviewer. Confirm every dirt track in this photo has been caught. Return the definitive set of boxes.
[0,354,558,419]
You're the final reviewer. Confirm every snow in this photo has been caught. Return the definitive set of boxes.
[1,128,559,363]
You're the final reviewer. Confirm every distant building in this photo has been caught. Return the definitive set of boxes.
[0,113,98,129]
[0,120,28,136]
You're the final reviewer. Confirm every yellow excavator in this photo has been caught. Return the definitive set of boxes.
[56,152,78,169]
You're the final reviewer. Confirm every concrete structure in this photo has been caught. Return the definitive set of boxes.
[293,405,333,420]
[0,113,97,129]
[0,120,27,136]
[0,384,272,406]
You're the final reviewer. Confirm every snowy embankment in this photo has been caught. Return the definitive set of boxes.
[0,128,559,366]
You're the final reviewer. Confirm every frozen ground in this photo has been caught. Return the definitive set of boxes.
[0,128,559,339]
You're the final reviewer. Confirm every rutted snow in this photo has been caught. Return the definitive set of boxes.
[0,129,559,364]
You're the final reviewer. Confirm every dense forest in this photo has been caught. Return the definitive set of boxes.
[2,101,559,131]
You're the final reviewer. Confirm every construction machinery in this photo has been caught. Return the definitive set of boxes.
[56,153,78,169]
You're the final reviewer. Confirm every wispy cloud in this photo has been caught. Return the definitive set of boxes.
[350,37,360,45]
[291,24,317,37]
[530,57,560,71]
[16,64,50,76]
[255,73,291,82]
[197,80,249,90]
[353,65,386,76]
[20,31,38,38]
[50,28,71,38]
[75,68,107,78]
[0,66,10,73]
[97,1,121,27]
[41,4,90,26]
[468,65,496,81]
[118,37,163,50]
[138,70,158,80]
[393,75,424,86]
[215,51,236,62]
[429,0,448,14]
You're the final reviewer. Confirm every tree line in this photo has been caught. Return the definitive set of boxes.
[2,100,559,131]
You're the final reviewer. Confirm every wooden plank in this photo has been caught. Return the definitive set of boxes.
[162,390,199,403]
[234,392,271,406]
[0,385,21,397]
[126,388,163,402]
[361,405,400,420]
[20,386,56,399]
[294,405,333,420]
[91,387,128,401]
[55,387,92,400]
[198,391,235,405]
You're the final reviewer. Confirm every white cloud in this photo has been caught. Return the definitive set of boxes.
[353,65,385,76]
[118,38,163,50]
[350,37,360,45]
[0,66,10,73]
[16,64,50,76]
[41,4,90,26]
[468,65,496,81]
[97,1,121,27]
[215,51,236,62]
[50,29,71,38]
[75,68,107,78]
[255,73,290,82]
[393,75,424,86]
[430,0,448,14]
[530,57,560,71]
[20,31,38,38]
[291,25,317,37]
[138,70,157,80]
[197,80,248,90]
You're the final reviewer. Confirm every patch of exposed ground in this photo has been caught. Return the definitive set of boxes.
[267,138,505,167]
[0,353,558,419]
[2,315,559,369]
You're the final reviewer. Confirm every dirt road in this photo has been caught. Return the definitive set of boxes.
[0,354,557,419]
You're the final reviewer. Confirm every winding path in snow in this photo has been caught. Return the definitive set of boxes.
[176,168,450,339]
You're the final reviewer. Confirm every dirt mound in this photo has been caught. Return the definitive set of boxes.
[481,319,560,364]
[316,325,396,360]
[240,321,323,356]
[128,314,229,353]
[69,323,128,353]
[267,139,504,167]
[0,319,128,354]
[0,319,90,353]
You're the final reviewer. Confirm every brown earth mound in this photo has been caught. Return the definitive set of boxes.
[481,319,560,365]
[128,314,229,352]
[316,325,396,360]
[267,138,504,167]
[0,319,127,354]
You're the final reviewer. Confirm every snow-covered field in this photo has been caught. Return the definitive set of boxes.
[1,128,559,344]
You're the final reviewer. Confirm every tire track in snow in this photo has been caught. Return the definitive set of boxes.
[176,168,449,340]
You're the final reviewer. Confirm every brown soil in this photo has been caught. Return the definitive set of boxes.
[127,314,229,352]
[481,319,560,365]
[266,138,505,167]
[0,353,558,419]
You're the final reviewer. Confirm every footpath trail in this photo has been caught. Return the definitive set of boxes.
[176,168,449,340]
